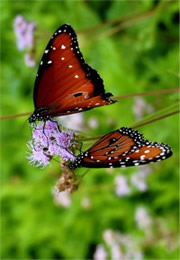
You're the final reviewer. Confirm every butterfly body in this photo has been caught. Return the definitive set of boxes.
[29,24,116,123]
[69,127,172,169]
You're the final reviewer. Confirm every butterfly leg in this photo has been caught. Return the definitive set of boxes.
[42,120,50,147]
[49,117,62,132]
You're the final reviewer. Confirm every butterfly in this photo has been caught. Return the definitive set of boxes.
[29,24,116,123]
[69,127,172,169]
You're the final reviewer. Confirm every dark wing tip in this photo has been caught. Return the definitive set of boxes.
[103,92,117,103]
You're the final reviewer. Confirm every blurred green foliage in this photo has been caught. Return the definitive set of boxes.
[1,0,179,259]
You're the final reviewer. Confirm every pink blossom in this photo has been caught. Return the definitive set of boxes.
[13,15,36,51]
[131,166,152,192]
[88,117,99,129]
[135,206,152,230]
[133,97,154,120]
[114,175,131,196]
[24,53,36,67]
[94,244,107,260]
[81,197,91,209]
[53,187,71,207]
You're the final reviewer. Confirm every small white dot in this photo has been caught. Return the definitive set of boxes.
[58,30,61,33]
[61,57,65,60]
[95,103,100,106]
[45,49,49,53]
[52,47,56,50]
[69,65,73,68]
[134,162,140,166]
[47,60,52,64]
[74,74,79,78]
[135,149,140,153]
[144,150,150,153]
[61,44,66,49]
[140,155,145,160]
[40,61,43,65]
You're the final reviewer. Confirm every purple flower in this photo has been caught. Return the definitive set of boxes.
[27,120,75,167]
[27,141,51,167]
[13,15,36,51]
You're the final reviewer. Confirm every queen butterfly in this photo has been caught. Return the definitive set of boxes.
[29,24,116,123]
[69,127,172,169]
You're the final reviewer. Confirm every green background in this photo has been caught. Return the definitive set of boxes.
[1,0,179,259]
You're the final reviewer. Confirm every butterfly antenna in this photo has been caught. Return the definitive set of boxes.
[18,118,30,138]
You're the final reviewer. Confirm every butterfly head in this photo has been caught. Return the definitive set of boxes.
[29,107,51,123]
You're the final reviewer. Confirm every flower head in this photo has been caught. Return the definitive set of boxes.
[27,120,75,167]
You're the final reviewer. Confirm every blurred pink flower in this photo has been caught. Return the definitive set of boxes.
[111,244,123,260]
[59,113,84,131]
[88,117,99,129]
[131,166,152,192]
[114,175,131,197]
[135,206,152,230]
[94,244,107,260]
[103,229,115,246]
[53,187,71,208]
[13,15,36,51]
[24,53,36,67]
[81,197,91,209]
[133,97,154,120]
[103,230,143,260]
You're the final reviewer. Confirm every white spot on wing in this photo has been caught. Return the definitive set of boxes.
[61,57,65,60]
[144,150,150,154]
[61,44,66,49]
[74,74,79,78]
[140,155,145,160]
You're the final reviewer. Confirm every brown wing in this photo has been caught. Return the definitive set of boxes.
[69,127,172,169]
[32,24,115,118]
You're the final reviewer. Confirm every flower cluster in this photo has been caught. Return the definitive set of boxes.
[13,15,36,67]
[114,166,152,197]
[27,121,75,168]
[93,229,143,260]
